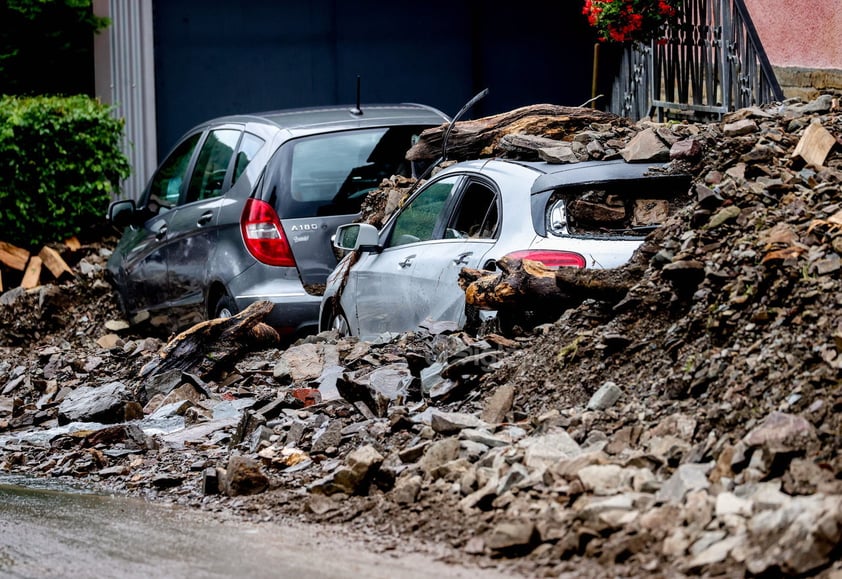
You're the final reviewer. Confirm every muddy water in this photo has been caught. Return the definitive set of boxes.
[0,478,506,579]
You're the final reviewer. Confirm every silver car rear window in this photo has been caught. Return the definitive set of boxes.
[263,126,431,219]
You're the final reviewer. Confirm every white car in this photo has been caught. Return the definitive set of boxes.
[319,158,690,339]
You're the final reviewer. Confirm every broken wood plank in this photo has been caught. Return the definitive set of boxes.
[64,236,82,251]
[406,104,627,162]
[0,241,30,271]
[20,256,42,289]
[38,246,74,280]
[792,122,836,168]
[139,300,280,383]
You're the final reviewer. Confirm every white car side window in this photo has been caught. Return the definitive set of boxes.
[387,176,460,248]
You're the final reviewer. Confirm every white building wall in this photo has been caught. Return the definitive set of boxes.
[93,0,157,201]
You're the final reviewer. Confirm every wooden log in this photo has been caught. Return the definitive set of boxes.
[406,104,627,162]
[38,246,74,280]
[139,300,280,382]
[497,133,568,156]
[20,256,42,289]
[459,257,572,311]
[459,256,642,311]
[555,263,644,303]
[0,241,30,271]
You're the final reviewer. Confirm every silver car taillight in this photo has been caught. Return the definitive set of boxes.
[241,198,296,267]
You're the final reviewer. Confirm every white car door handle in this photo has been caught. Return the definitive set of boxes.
[398,255,415,268]
[453,251,473,265]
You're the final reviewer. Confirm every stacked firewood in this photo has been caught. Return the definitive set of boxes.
[0,239,77,293]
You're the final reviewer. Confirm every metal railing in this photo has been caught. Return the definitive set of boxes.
[609,0,783,121]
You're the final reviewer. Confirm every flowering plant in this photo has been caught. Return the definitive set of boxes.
[582,0,679,43]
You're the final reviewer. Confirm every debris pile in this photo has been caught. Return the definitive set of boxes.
[1,94,841,577]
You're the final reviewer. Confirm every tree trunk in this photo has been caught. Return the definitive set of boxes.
[406,104,627,162]
[459,257,643,311]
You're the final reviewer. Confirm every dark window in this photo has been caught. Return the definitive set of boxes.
[263,125,431,219]
[447,181,498,239]
[233,132,265,185]
[186,129,241,203]
[145,133,202,211]
[387,176,459,248]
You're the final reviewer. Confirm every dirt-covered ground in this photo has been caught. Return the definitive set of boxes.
[2,95,841,578]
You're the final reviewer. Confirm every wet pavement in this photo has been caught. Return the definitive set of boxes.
[0,477,507,579]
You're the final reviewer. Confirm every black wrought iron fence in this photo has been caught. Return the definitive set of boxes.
[609,0,783,121]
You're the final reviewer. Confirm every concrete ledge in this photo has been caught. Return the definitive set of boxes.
[773,67,842,100]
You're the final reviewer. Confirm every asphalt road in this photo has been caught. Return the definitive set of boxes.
[0,479,508,579]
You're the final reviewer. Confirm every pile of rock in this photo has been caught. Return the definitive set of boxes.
[1,93,841,577]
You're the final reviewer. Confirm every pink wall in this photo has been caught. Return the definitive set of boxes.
[743,0,842,70]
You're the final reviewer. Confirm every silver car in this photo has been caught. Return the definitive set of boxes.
[106,103,449,338]
[319,158,691,339]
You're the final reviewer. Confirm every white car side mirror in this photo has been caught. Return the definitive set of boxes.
[333,223,381,252]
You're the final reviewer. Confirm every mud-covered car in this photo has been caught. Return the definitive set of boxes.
[319,158,691,339]
[105,103,449,337]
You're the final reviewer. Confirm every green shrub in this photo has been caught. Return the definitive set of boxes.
[0,95,131,249]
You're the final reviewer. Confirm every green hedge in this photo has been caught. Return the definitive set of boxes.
[0,95,131,249]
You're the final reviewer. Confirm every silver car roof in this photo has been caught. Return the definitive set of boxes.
[201,103,449,133]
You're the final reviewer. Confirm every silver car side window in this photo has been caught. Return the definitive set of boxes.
[146,132,202,212]
[186,128,241,203]
[232,132,265,185]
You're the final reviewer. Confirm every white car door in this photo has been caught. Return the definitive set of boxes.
[351,176,462,338]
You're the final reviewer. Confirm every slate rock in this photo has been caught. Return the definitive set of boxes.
[311,444,384,495]
[620,128,670,162]
[743,411,817,454]
[656,463,712,504]
[722,119,758,137]
[392,474,423,505]
[418,438,461,478]
[221,455,269,496]
[670,138,703,160]
[430,410,489,434]
[746,494,842,575]
[57,381,134,425]
[520,430,582,469]
[586,381,623,410]
[485,521,538,553]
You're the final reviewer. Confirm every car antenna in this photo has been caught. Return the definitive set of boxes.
[407,87,489,186]
[350,75,363,116]
[441,87,488,162]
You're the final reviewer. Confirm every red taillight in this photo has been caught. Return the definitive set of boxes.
[504,249,586,269]
[241,198,296,267]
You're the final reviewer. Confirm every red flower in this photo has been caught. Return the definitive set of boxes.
[581,0,679,44]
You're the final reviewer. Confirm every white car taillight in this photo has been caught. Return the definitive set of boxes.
[504,249,586,269]
[241,198,295,267]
